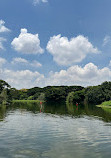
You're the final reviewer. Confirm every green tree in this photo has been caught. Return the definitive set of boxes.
[37,93,45,101]
[0,80,10,93]
[0,89,8,105]
[0,80,11,105]
[66,90,85,105]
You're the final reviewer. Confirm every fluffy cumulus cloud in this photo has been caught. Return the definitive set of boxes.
[47,35,100,66]
[0,20,10,33]
[0,68,45,89]
[0,20,10,51]
[11,57,42,67]
[11,28,44,54]
[0,57,6,67]
[33,0,48,5]
[0,62,110,89]
[46,63,111,87]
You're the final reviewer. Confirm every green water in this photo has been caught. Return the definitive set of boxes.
[0,102,111,158]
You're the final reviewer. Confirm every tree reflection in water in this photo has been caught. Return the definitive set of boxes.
[0,101,111,122]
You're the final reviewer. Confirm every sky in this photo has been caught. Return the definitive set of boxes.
[0,0,111,89]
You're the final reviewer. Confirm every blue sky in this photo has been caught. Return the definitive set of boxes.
[0,0,111,89]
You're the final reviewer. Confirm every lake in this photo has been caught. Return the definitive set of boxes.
[0,102,111,158]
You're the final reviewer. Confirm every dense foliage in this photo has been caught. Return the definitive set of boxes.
[10,85,84,102]
[44,86,84,102]
[67,81,111,105]
[0,79,111,106]
[66,90,85,105]
[85,81,111,105]
[0,80,12,105]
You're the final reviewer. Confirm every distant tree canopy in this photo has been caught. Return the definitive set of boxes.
[27,87,42,96]
[21,85,84,102]
[44,86,84,102]
[85,81,111,105]
[66,90,85,105]
[67,81,111,106]
[0,79,111,106]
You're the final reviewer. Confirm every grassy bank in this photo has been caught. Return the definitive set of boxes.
[97,101,111,109]
[12,100,44,103]
[12,100,44,112]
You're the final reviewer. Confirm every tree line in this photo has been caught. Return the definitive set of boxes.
[67,81,111,105]
[0,79,111,106]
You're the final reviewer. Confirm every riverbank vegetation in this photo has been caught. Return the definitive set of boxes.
[67,81,111,105]
[0,80,12,105]
[97,101,111,108]
[0,79,111,107]
[12,100,42,104]
[96,101,111,114]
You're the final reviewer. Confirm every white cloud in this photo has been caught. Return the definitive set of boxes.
[0,68,45,89]
[0,57,6,67]
[103,35,111,46]
[46,63,111,87]
[30,60,42,67]
[11,28,44,54]
[11,57,28,65]
[47,35,100,66]
[0,62,110,89]
[0,20,10,50]
[33,0,48,5]
[11,57,42,67]
[0,37,6,50]
[0,20,10,33]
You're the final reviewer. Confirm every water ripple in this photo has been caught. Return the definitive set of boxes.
[0,110,111,158]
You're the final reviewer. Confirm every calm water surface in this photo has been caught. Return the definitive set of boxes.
[0,103,111,158]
